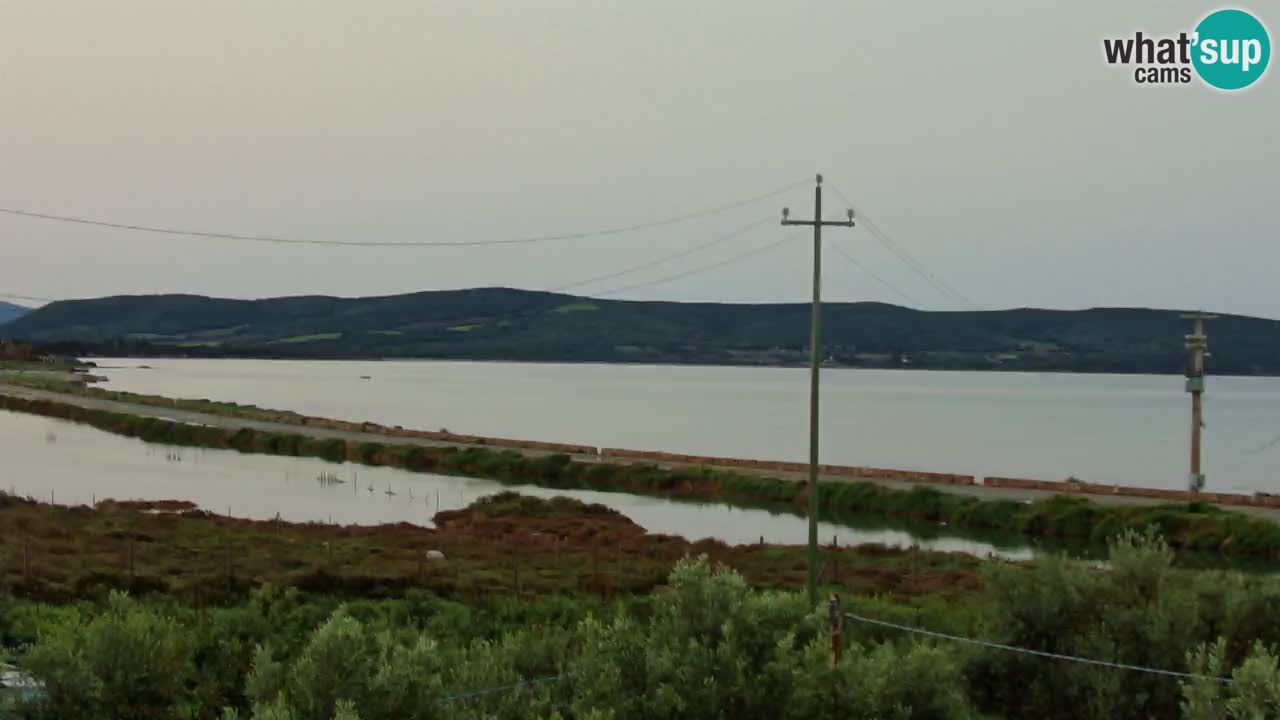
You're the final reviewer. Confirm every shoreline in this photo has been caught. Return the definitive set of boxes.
[3,376,1274,515]
[4,382,1280,558]
[75,353,1280,378]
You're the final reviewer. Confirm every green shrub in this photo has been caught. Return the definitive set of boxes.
[19,592,191,720]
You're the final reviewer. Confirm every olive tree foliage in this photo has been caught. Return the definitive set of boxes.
[568,558,819,720]
[239,612,448,720]
[16,591,190,720]
[1182,639,1280,720]
[968,529,1216,720]
[567,557,975,720]
[229,557,975,720]
[963,527,1280,720]
[36,541,1280,719]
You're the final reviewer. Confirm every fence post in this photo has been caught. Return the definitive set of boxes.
[832,535,840,585]
[829,593,843,667]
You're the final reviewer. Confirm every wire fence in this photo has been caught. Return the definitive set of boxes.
[358,602,1240,712]
[438,673,571,705]
[843,610,1230,684]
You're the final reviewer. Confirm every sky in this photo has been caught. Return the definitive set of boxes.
[1,1,1277,316]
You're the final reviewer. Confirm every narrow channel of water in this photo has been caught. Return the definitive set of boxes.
[0,410,1032,559]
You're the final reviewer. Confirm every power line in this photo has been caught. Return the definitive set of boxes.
[845,611,1229,683]
[871,221,979,309]
[0,180,807,249]
[828,239,922,308]
[827,185,980,309]
[0,219,778,321]
[588,231,795,298]
[0,220,771,309]
[549,217,770,293]
[396,218,777,326]
[438,673,569,704]
[1244,433,1280,455]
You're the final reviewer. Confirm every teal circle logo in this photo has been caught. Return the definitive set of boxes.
[1192,9,1271,90]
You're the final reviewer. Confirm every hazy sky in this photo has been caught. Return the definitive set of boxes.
[1,2,1276,316]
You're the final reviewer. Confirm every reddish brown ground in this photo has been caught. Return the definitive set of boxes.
[0,491,984,604]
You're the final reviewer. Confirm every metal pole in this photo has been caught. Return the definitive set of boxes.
[807,177,823,608]
[781,174,854,608]
[1191,316,1205,484]
[1191,390,1203,479]
[1182,312,1215,493]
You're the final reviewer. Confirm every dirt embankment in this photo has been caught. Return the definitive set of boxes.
[599,448,976,486]
[983,476,1280,510]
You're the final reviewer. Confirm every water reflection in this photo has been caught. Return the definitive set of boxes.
[0,410,1031,559]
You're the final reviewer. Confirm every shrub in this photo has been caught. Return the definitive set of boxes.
[19,592,191,720]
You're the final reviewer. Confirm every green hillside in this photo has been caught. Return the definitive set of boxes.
[3,288,1278,374]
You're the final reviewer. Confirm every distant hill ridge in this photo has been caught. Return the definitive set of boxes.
[0,300,30,326]
[3,287,1278,374]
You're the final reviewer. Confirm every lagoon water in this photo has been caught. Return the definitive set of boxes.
[0,410,1026,557]
[94,359,1280,494]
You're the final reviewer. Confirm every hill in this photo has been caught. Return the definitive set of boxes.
[3,288,1278,374]
[0,300,30,326]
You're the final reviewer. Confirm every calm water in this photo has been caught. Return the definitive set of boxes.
[0,410,1027,557]
[95,359,1280,494]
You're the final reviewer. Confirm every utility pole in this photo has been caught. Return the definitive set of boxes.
[1182,312,1216,493]
[782,174,855,607]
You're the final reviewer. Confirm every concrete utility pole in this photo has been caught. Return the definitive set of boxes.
[781,174,854,608]
[1182,312,1216,493]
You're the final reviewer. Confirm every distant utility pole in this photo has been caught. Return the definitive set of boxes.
[1182,312,1216,493]
[781,174,855,608]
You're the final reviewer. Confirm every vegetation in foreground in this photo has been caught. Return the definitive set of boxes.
[6,528,1280,719]
[3,391,1280,559]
